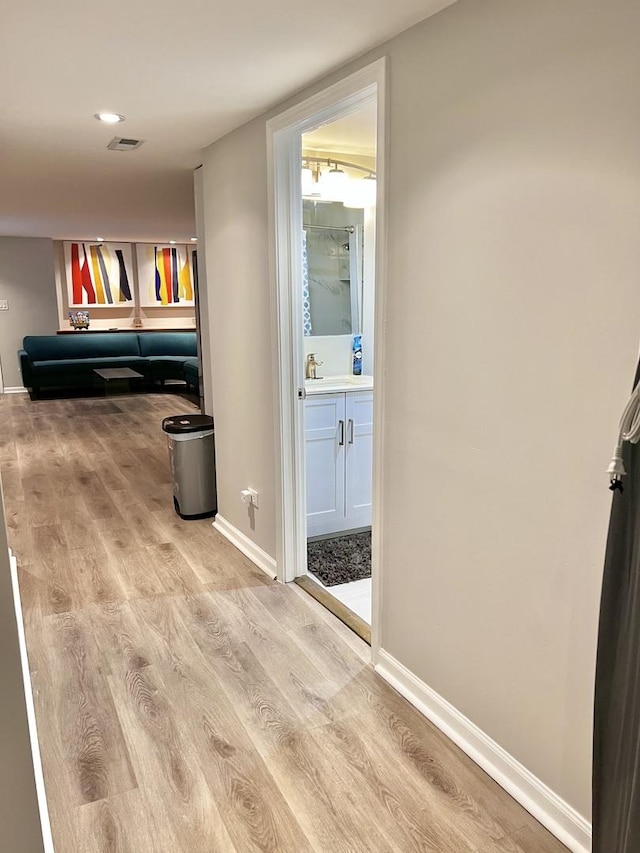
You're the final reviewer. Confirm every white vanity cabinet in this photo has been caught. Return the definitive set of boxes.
[305,389,373,537]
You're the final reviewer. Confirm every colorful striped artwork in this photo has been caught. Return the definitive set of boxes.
[65,242,135,307]
[137,244,197,307]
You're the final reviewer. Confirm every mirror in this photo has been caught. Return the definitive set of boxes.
[303,200,364,336]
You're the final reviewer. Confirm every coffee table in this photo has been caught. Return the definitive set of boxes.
[93,367,144,396]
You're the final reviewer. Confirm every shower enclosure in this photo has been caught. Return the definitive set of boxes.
[302,200,364,337]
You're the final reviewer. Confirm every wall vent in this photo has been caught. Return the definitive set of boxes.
[107,137,144,151]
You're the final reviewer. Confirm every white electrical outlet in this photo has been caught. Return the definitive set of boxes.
[241,487,259,508]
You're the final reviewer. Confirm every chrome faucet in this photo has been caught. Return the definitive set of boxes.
[305,353,323,379]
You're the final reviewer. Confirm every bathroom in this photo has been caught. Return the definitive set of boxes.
[298,102,377,635]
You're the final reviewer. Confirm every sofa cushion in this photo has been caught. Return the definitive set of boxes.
[138,332,197,357]
[23,333,141,361]
[147,355,191,381]
[31,356,148,376]
[146,355,191,365]
[184,358,199,382]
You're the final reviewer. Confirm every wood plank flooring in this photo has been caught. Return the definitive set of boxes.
[0,392,568,852]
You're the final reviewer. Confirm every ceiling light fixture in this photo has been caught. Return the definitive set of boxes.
[320,162,349,202]
[169,240,176,244]
[301,166,314,196]
[190,237,198,242]
[96,236,105,242]
[94,112,125,124]
[343,174,377,209]
[302,156,376,206]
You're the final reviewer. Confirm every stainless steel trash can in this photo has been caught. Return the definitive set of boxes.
[162,414,216,519]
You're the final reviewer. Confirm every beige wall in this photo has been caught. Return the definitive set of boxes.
[194,167,215,415]
[0,482,44,851]
[0,237,59,388]
[201,127,277,552]
[200,0,640,820]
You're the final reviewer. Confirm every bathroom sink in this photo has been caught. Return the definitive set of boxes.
[305,374,373,394]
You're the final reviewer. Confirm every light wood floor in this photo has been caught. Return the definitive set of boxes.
[0,392,567,852]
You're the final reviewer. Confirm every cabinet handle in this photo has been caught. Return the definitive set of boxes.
[348,418,354,444]
[338,419,345,446]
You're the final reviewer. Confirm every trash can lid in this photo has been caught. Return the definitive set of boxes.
[162,414,214,434]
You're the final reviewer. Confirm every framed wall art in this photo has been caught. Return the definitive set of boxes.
[137,244,197,307]
[65,241,135,307]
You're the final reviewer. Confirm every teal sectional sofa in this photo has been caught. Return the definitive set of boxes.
[19,332,199,397]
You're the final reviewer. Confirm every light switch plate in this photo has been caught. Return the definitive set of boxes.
[0,300,8,311]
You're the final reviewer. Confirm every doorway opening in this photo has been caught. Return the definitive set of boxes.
[300,107,376,637]
[268,60,386,652]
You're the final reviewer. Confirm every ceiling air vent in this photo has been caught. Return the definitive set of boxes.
[107,136,144,151]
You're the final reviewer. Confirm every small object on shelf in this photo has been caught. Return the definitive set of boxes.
[133,317,143,328]
[305,352,323,380]
[352,334,362,376]
[68,310,90,331]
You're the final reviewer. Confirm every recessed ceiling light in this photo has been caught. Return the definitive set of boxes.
[169,240,176,244]
[96,237,104,242]
[190,237,198,242]
[94,112,125,124]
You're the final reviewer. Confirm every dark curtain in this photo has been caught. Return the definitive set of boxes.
[593,363,640,851]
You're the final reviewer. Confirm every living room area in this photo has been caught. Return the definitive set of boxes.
[0,236,202,403]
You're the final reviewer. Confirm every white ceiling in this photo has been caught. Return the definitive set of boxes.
[0,0,456,243]
[303,102,377,159]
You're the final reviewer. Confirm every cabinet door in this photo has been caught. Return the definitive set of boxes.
[305,393,346,537]
[345,391,373,528]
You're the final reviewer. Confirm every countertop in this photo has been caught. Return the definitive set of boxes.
[304,374,373,395]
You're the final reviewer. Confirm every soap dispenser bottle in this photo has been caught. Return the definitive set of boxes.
[352,335,362,376]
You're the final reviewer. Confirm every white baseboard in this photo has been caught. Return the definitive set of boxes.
[9,552,55,852]
[213,515,277,580]
[3,386,27,394]
[375,649,592,853]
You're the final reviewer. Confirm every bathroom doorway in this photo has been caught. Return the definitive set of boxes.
[267,60,386,651]
[299,109,376,638]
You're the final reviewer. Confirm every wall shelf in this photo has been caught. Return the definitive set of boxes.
[56,327,196,335]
